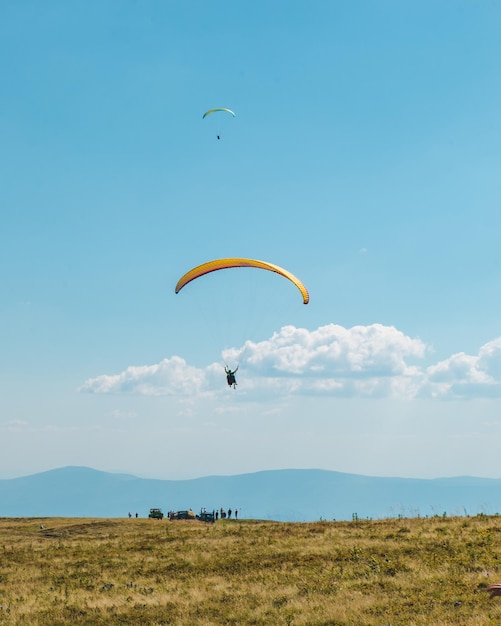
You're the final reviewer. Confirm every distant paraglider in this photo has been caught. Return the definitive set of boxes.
[202,108,236,119]
[203,108,236,139]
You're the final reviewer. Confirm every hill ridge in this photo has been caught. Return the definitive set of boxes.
[1,466,501,520]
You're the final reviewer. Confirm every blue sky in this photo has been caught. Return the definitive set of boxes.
[1,1,501,480]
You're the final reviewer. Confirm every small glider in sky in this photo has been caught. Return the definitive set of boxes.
[202,108,236,139]
[202,107,236,119]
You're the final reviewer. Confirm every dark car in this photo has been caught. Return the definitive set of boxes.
[197,511,215,523]
[170,510,196,521]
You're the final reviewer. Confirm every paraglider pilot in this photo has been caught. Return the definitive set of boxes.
[225,365,238,389]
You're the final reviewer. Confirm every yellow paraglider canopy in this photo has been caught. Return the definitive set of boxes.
[202,107,236,119]
[175,258,309,304]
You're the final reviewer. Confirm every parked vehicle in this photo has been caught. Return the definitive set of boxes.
[169,509,197,521]
[148,508,164,520]
[197,511,215,523]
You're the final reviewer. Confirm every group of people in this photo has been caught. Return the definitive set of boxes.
[216,507,238,520]
[128,507,240,520]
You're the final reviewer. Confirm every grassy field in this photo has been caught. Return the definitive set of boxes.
[1,514,501,625]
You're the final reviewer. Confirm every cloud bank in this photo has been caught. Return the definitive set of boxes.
[80,324,501,400]
[426,338,501,399]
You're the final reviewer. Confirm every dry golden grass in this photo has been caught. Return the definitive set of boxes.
[1,514,501,624]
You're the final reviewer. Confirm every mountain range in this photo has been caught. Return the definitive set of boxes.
[1,466,501,521]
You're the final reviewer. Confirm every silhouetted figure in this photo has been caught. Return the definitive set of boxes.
[225,365,238,388]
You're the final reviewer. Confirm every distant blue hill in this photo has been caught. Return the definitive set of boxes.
[1,466,501,521]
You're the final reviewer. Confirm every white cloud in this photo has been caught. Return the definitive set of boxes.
[109,409,138,420]
[80,356,219,396]
[478,338,501,379]
[225,323,426,376]
[1,419,28,430]
[81,323,425,399]
[423,338,501,398]
[79,324,501,400]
